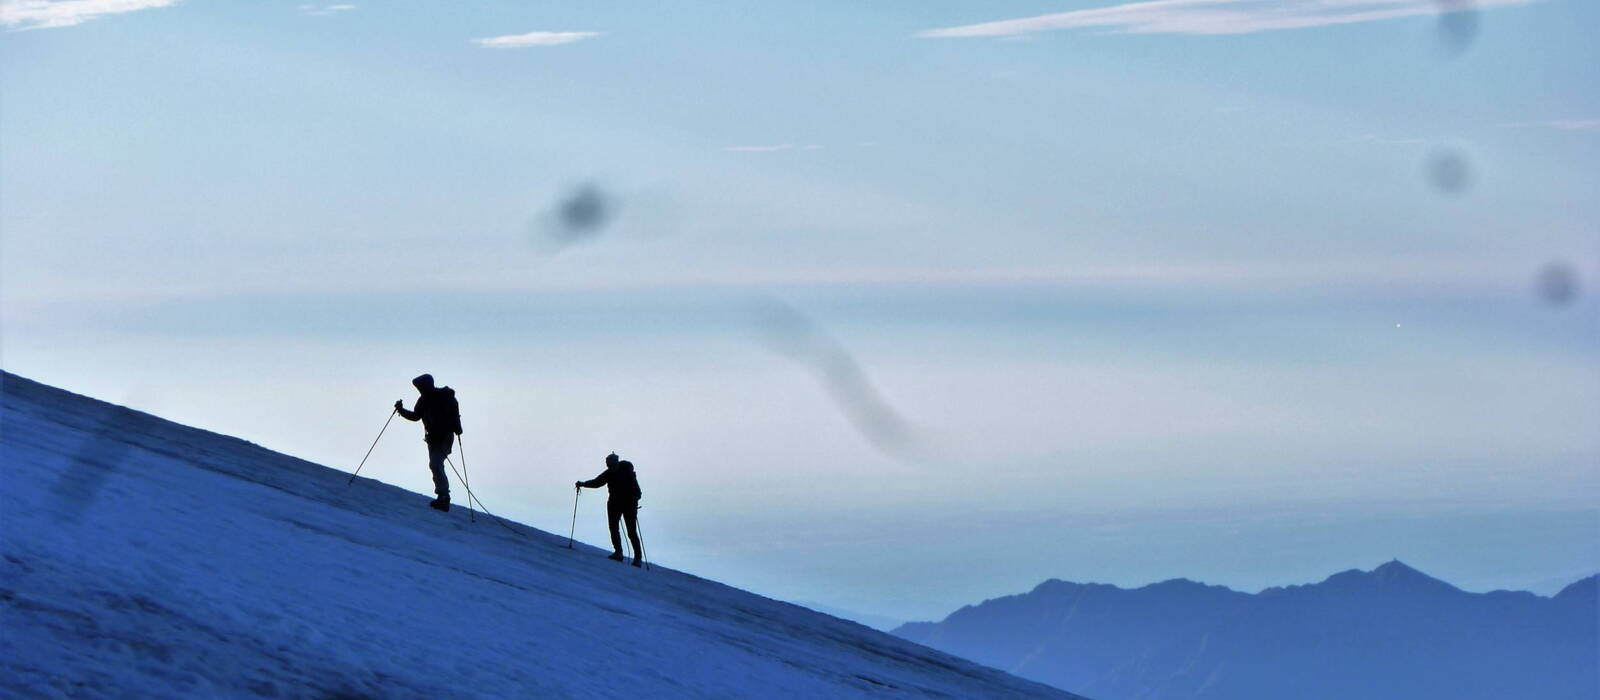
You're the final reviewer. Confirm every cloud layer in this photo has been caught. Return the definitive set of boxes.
[470,30,600,48]
[1504,119,1600,132]
[723,144,824,152]
[298,3,354,17]
[916,0,1540,38]
[1,0,177,30]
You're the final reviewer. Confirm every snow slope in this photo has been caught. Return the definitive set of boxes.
[0,371,1082,699]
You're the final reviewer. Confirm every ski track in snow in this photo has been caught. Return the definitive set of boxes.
[0,372,1080,699]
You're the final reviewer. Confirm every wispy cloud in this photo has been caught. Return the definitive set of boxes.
[1,0,177,30]
[916,0,1540,39]
[298,3,354,17]
[1502,119,1600,132]
[470,30,600,48]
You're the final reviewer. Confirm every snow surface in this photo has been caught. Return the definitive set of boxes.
[0,371,1081,699]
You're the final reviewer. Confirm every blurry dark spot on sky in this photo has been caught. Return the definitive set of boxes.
[1434,0,1480,58]
[536,183,617,251]
[755,300,914,456]
[1425,148,1473,196]
[1536,261,1580,308]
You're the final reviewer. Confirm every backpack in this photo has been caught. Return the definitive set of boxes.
[437,387,462,434]
[619,465,643,501]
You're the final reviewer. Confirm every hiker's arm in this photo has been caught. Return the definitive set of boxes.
[395,398,421,421]
[577,471,610,489]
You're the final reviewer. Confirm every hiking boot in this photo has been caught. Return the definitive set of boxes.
[631,558,642,568]
[607,551,625,562]
[429,496,451,512]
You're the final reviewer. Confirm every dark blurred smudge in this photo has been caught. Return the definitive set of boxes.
[1434,0,1479,58]
[755,301,914,455]
[52,402,139,520]
[535,182,619,251]
[1424,148,1473,196]
[1535,261,1580,307]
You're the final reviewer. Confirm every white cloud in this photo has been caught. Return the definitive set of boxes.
[470,30,600,48]
[1502,119,1600,132]
[916,0,1541,39]
[1,0,177,30]
[298,3,354,17]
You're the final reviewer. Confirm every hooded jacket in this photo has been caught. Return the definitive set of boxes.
[580,461,642,503]
[399,380,461,444]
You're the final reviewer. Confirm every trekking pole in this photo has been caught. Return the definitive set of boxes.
[444,457,482,513]
[456,435,475,523]
[635,505,650,571]
[443,457,522,537]
[347,407,397,486]
[567,487,580,549]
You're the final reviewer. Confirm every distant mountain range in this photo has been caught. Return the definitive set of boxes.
[895,561,1597,700]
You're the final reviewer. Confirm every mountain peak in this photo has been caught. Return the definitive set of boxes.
[1323,560,1461,595]
[1378,560,1453,586]
[1030,578,1109,596]
[1143,577,1213,592]
[1554,574,1598,602]
[1373,559,1425,580]
[1293,560,1461,598]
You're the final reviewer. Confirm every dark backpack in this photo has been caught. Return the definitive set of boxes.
[619,466,643,501]
[436,387,462,434]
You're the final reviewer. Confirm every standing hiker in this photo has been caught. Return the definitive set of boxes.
[395,373,461,512]
[577,453,643,566]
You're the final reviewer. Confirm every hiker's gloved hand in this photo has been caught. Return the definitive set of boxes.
[394,400,403,410]
[574,481,583,488]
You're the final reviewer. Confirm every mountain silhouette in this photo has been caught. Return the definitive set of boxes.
[896,560,1597,700]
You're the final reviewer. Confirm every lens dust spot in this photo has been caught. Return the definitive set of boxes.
[52,403,139,521]
[1424,148,1473,196]
[754,300,915,456]
[1434,0,1480,58]
[1536,261,1580,307]
[534,182,619,252]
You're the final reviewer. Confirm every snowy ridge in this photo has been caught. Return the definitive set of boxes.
[0,371,1082,699]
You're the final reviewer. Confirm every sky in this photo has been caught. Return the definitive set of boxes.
[2,0,1596,621]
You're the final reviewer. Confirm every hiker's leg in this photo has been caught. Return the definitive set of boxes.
[427,440,450,498]
[606,500,624,554]
[623,505,641,557]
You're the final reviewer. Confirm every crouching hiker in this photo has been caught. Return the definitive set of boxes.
[395,373,461,512]
[576,453,643,566]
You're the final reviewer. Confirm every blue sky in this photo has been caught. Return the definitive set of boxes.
[2,0,1596,619]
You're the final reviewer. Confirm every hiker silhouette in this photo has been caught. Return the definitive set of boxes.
[395,373,462,512]
[577,453,644,566]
